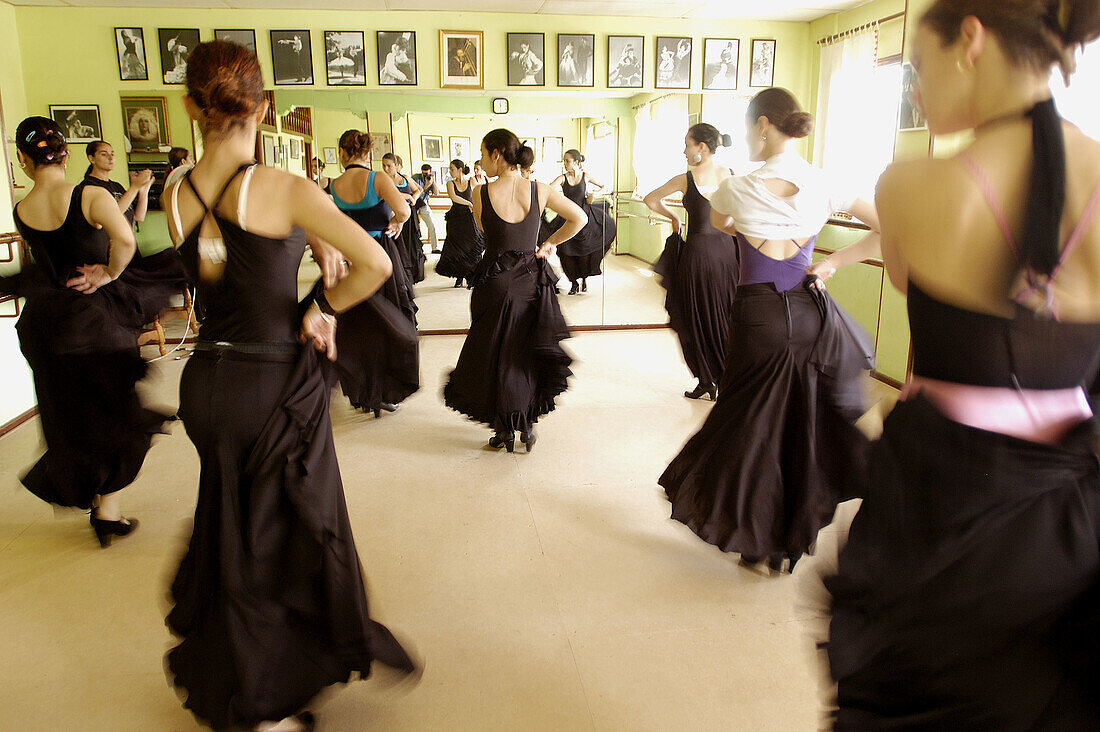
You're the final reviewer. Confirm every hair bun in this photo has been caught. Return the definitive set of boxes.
[781,112,814,139]
[719,133,733,147]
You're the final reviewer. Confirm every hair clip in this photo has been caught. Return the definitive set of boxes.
[36,140,48,148]
[25,131,36,141]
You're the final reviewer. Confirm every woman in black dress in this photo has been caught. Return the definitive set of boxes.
[3,116,176,546]
[326,128,418,417]
[444,129,586,452]
[659,91,880,573]
[163,41,414,730]
[436,158,485,288]
[826,3,1100,726]
[547,149,616,295]
[644,123,739,400]
[84,140,152,225]
[383,153,424,284]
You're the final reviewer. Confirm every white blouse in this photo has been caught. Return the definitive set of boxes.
[709,151,856,239]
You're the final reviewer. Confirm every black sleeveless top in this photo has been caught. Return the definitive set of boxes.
[448,180,474,215]
[13,183,108,286]
[479,180,541,255]
[684,172,725,239]
[177,165,307,344]
[83,176,136,224]
[561,174,586,207]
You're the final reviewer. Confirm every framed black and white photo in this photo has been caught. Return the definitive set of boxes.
[507,33,545,86]
[703,38,739,90]
[440,30,483,89]
[372,132,392,159]
[120,97,169,152]
[158,28,199,85]
[115,28,148,81]
[270,30,313,85]
[557,34,594,87]
[656,36,692,89]
[214,29,256,54]
[49,105,101,144]
[542,136,563,164]
[289,137,301,159]
[898,63,926,131]
[377,31,417,85]
[324,31,365,86]
[749,38,776,88]
[608,36,643,89]
[323,147,338,166]
[449,136,470,162]
[421,135,443,162]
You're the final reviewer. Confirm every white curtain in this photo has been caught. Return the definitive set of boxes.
[814,27,894,200]
[632,94,688,197]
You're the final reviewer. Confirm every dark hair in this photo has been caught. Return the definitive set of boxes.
[185,40,265,132]
[482,128,535,169]
[15,116,68,167]
[449,158,470,174]
[381,152,398,165]
[746,88,814,139]
[395,154,404,166]
[922,0,1100,77]
[564,149,585,164]
[84,140,110,177]
[687,123,733,153]
[339,129,372,159]
[168,147,189,169]
[421,163,432,172]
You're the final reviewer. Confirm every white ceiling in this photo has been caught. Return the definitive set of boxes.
[0,0,874,22]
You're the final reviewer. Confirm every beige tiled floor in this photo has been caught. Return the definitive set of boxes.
[0,330,893,731]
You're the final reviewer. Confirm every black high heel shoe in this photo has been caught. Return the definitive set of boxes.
[488,431,515,452]
[453,277,464,288]
[520,427,537,453]
[371,402,399,419]
[684,382,717,401]
[581,279,587,293]
[90,512,139,548]
[567,281,579,295]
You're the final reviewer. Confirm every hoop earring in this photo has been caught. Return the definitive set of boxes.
[956,57,973,74]
[691,153,703,164]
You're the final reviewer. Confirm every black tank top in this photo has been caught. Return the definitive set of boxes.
[177,165,307,344]
[684,172,724,239]
[83,176,136,224]
[479,179,541,255]
[448,180,474,214]
[561,174,586,207]
[13,183,107,285]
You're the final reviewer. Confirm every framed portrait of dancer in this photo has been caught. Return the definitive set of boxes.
[115,28,148,81]
[656,36,692,89]
[158,28,199,85]
[377,31,417,86]
[323,147,338,166]
[324,30,366,86]
[119,97,169,152]
[214,29,256,54]
[449,136,471,162]
[703,38,739,90]
[749,38,776,88]
[270,30,314,85]
[372,132,393,159]
[49,105,102,144]
[440,30,483,89]
[557,33,594,87]
[507,32,545,87]
[608,35,643,89]
[421,135,444,162]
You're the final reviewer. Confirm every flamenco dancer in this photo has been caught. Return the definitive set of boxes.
[659,89,880,573]
[436,158,485,288]
[547,149,616,295]
[327,128,419,418]
[383,153,425,284]
[163,41,415,730]
[444,129,586,452]
[827,2,1100,727]
[3,117,179,546]
[84,139,152,225]
[644,123,739,400]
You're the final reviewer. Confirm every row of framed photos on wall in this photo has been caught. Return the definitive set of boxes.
[110,27,776,90]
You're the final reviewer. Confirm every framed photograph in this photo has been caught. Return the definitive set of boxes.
[325,31,366,86]
[448,136,470,162]
[703,38,739,90]
[520,137,538,161]
[115,28,148,81]
[158,28,199,84]
[377,31,417,85]
[120,97,169,152]
[270,30,313,85]
[372,132,392,159]
[558,33,594,87]
[421,135,443,162]
[48,105,101,144]
[507,33,545,86]
[289,137,301,159]
[438,164,451,184]
[542,136,563,164]
[656,37,692,89]
[323,146,338,165]
[749,38,776,88]
[261,133,277,166]
[608,35,643,89]
[440,30,483,89]
[214,29,256,54]
[898,63,926,131]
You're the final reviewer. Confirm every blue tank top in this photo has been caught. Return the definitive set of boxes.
[332,167,390,238]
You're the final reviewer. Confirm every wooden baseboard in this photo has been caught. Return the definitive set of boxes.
[870,370,904,390]
[0,406,38,438]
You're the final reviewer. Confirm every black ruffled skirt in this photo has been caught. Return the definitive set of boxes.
[436,207,485,279]
[331,234,420,411]
[654,231,739,386]
[827,395,1100,729]
[168,346,416,729]
[555,200,616,281]
[444,251,572,434]
[397,213,425,284]
[659,282,872,557]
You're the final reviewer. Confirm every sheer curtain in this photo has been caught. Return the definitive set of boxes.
[632,94,688,197]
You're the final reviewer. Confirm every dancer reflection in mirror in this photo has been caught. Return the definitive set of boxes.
[436,158,485,288]
[547,149,616,296]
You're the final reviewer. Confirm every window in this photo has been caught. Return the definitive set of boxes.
[1052,42,1100,140]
